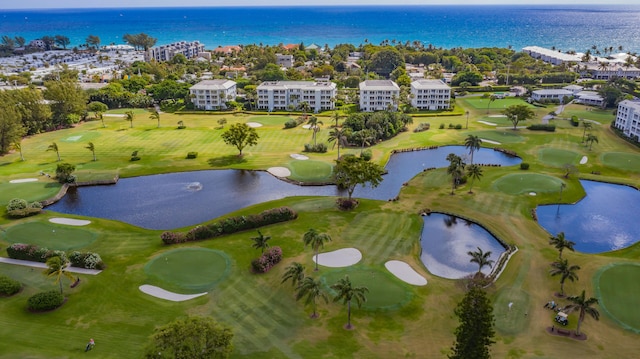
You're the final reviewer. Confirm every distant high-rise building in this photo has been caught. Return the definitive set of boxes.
[144,41,205,62]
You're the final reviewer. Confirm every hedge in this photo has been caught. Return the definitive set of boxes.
[251,246,283,273]
[527,124,556,132]
[161,207,298,244]
[6,244,104,269]
[0,275,21,296]
[27,291,64,311]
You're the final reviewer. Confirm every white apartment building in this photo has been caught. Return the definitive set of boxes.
[522,46,582,65]
[531,89,573,102]
[256,79,337,113]
[145,41,205,62]
[580,63,640,80]
[614,100,640,142]
[359,80,400,112]
[276,54,294,68]
[189,80,237,110]
[410,79,451,110]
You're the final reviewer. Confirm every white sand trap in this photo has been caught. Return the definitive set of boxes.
[489,115,507,118]
[301,124,312,129]
[385,260,427,286]
[479,138,501,145]
[103,113,125,117]
[580,156,588,164]
[529,192,537,196]
[313,248,362,268]
[49,218,91,226]
[246,122,263,128]
[267,167,291,177]
[65,135,82,142]
[477,120,497,126]
[10,178,38,183]
[139,285,207,302]
[290,153,309,160]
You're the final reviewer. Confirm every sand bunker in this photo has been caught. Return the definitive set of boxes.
[9,178,38,183]
[290,153,309,160]
[267,167,291,177]
[477,121,497,126]
[385,260,428,286]
[313,248,362,268]
[49,218,92,226]
[479,138,501,145]
[489,115,507,118]
[529,192,537,196]
[580,156,588,164]
[301,124,312,129]
[139,285,207,302]
[246,122,263,128]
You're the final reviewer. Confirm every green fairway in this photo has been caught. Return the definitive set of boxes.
[462,97,534,111]
[321,267,412,310]
[470,130,525,144]
[561,104,614,124]
[595,263,640,333]
[248,115,293,126]
[493,173,565,195]
[4,221,97,250]
[538,148,581,167]
[287,159,334,182]
[476,115,513,127]
[0,180,61,205]
[58,131,102,143]
[493,287,531,335]
[601,152,640,172]
[105,108,149,115]
[144,248,231,293]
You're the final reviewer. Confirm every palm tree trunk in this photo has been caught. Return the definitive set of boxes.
[92,151,96,161]
[59,280,63,294]
[347,300,352,329]
[469,178,475,194]
[576,311,584,335]
[314,249,319,271]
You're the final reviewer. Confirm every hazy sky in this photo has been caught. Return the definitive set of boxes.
[2,0,638,10]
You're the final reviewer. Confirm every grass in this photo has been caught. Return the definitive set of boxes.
[538,148,581,167]
[0,107,639,358]
[3,221,97,250]
[461,97,535,111]
[470,130,525,144]
[600,152,640,172]
[594,263,640,333]
[287,159,334,182]
[493,173,565,195]
[0,180,61,206]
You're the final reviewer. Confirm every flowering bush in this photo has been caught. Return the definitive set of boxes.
[251,246,283,273]
[160,231,187,244]
[69,251,105,270]
[7,244,103,269]
[6,198,43,218]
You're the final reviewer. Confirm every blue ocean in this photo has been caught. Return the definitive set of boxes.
[1,5,640,52]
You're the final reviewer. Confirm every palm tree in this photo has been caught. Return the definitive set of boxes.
[250,230,271,253]
[149,109,160,128]
[296,276,329,318]
[303,228,332,271]
[47,142,60,161]
[467,247,494,274]
[565,290,600,336]
[464,135,482,165]
[125,110,135,128]
[585,134,598,150]
[307,116,323,146]
[96,112,106,128]
[298,101,311,119]
[581,121,592,143]
[549,258,580,296]
[12,141,24,161]
[487,94,496,114]
[549,232,575,259]
[331,275,368,329]
[466,164,483,194]
[328,127,347,160]
[281,262,305,287]
[446,153,465,195]
[44,256,75,295]
[86,142,96,161]
[331,110,342,128]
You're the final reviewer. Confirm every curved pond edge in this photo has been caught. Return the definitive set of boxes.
[40,175,120,207]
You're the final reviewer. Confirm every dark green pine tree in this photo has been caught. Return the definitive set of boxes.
[449,286,496,359]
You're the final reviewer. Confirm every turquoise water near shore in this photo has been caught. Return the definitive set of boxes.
[1,5,640,51]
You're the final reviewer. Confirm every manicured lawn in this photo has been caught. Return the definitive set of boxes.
[561,104,614,124]
[538,148,581,167]
[287,159,334,182]
[595,263,640,333]
[461,96,534,111]
[601,152,640,172]
[493,173,565,195]
[0,180,61,206]
[493,286,531,335]
[248,115,293,127]
[3,221,97,250]
[470,130,525,144]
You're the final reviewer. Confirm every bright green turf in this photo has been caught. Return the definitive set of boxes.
[144,248,231,293]
[462,97,534,111]
[0,180,61,205]
[594,263,640,333]
[493,173,565,195]
[248,115,293,126]
[58,131,102,143]
[560,104,615,124]
[538,148,581,167]
[477,115,513,127]
[105,108,149,114]
[469,130,525,144]
[493,287,531,335]
[601,152,640,172]
[3,221,97,250]
[287,160,334,182]
[321,267,412,310]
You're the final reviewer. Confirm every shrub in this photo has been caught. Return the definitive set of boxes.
[571,116,579,127]
[527,124,556,132]
[413,123,431,133]
[27,291,64,311]
[0,275,21,296]
[448,123,454,129]
[130,150,141,161]
[303,143,328,153]
[186,152,198,159]
[284,119,298,129]
[6,199,42,218]
[160,231,187,244]
[6,243,65,263]
[439,123,445,129]
[251,246,283,273]
[455,124,463,130]
[68,251,105,270]
[6,198,28,211]
[520,163,530,170]
[55,162,76,183]
[360,149,372,161]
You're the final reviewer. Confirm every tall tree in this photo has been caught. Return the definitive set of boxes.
[549,232,575,259]
[328,127,348,160]
[149,109,160,128]
[467,247,494,275]
[307,116,323,146]
[486,94,497,114]
[221,123,259,156]
[54,35,70,49]
[11,140,24,161]
[125,110,135,128]
[449,286,495,359]
[86,35,101,50]
[565,290,600,336]
[503,104,535,130]
[143,317,234,359]
[47,142,61,162]
[585,134,598,150]
[446,153,465,195]
[44,80,88,128]
[281,262,305,287]
[466,164,483,194]
[303,228,332,271]
[0,102,25,155]
[331,275,369,329]
[86,142,96,161]
[296,276,329,319]
[464,135,482,165]
[250,230,271,254]
[44,256,75,295]
[333,155,384,202]
[549,258,580,296]
[581,121,593,143]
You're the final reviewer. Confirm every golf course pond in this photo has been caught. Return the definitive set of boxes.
[47,146,521,230]
[536,180,640,253]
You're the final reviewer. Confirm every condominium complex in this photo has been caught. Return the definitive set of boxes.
[359,80,400,112]
[144,41,206,62]
[189,80,237,110]
[410,79,451,110]
[256,79,337,113]
[614,100,640,142]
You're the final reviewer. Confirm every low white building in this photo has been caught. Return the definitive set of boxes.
[189,80,237,110]
[574,91,605,107]
[522,46,582,65]
[145,41,205,62]
[580,62,640,80]
[257,79,337,113]
[410,79,451,110]
[359,80,400,112]
[614,100,640,142]
[276,54,294,68]
[531,89,573,102]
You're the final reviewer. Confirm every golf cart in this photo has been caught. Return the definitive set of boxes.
[555,312,569,326]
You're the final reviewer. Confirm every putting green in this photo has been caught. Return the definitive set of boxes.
[493,287,531,335]
[4,221,97,250]
[538,148,581,167]
[601,152,640,173]
[144,248,231,293]
[493,173,565,195]
[321,267,412,310]
[594,263,640,333]
[0,181,62,206]
[470,130,525,144]
[287,160,333,182]
[248,115,293,126]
